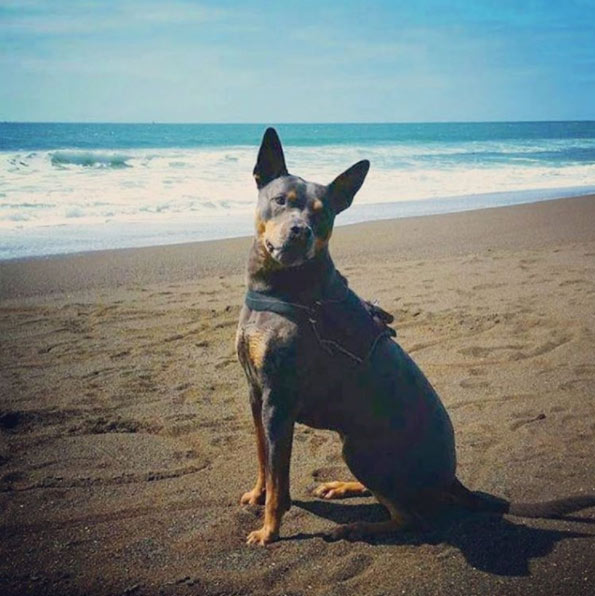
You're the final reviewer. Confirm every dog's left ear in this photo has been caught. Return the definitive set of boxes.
[253,127,289,189]
[327,160,370,214]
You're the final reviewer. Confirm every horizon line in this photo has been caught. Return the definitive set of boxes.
[2,119,595,126]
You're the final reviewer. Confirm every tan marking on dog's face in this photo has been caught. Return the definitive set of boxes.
[247,330,268,369]
[314,237,329,254]
[255,215,266,237]
[312,199,324,212]
[263,219,284,245]
[286,189,297,202]
[253,219,284,271]
[314,224,333,254]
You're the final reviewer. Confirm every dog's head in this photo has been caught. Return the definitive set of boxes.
[252,128,369,268]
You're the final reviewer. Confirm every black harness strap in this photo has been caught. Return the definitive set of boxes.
[244,276,395,364]
[245,290,312,319]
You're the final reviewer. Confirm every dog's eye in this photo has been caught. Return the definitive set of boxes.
[273,195,286,206]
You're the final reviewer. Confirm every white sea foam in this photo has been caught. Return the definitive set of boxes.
[50,150,133,168]
[1,141,595,259]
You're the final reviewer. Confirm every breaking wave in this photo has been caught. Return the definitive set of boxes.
[50,150,132,168]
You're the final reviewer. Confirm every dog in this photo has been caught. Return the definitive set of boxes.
[236,128,595,546]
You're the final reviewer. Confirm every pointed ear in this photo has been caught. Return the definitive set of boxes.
[327,160,370,214]
[253,127,288,189]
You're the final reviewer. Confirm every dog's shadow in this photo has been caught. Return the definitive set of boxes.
[290,498,593,577]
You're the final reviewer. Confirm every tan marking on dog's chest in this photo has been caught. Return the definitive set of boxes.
[246,329,269,369]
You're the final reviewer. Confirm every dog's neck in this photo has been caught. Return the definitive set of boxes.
[246,240,336,301]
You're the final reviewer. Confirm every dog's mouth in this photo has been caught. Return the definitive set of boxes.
[264,238,313,267]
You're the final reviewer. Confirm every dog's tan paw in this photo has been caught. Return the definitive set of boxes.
[313,481,367,499]
[240,488,265,506]
[313,481,344,499]
[246,527,277,546]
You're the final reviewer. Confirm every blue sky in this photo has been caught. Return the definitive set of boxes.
[1,0,594,122]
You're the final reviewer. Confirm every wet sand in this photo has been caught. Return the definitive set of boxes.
[1,195,595,595]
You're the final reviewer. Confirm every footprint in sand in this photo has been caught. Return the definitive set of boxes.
[460,378,490,389]
[459,332,571,362]
[459,346,496,358]
[330,553,373,582]
[574,364,595,376]
[509,412,546,431]
[1,434,208,491]
[472,282,506,291]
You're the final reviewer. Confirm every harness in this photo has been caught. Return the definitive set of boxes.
[245,273,396,365]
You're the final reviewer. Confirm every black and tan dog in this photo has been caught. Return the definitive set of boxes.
[236,128,595,546]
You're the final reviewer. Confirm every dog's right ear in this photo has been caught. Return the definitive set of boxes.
[253,128,288,189]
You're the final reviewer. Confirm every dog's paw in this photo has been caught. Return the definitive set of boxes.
[329,522,366,542]
[246,527,277,546]
[312,481,367,500]
[240,488,266,506]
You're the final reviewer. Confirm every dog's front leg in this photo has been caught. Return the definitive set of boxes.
[246,391,295,546]
[241,392,267,506]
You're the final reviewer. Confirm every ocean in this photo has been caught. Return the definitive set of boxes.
[1,121,595,260]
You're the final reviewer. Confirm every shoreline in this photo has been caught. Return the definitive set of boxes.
[3,186,595,263]
[2,193,595,301]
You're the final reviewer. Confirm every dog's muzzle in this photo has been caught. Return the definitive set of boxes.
[265,222,314,267]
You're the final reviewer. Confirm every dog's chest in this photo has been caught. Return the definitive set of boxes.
[237,312,354,428]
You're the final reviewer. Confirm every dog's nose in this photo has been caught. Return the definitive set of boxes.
[290,224,312,238]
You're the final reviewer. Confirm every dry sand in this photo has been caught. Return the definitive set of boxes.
[1,195,595,595]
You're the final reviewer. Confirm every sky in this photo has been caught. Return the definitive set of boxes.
[1,0,594,122]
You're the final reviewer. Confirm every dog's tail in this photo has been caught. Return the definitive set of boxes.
[448,478,595,518]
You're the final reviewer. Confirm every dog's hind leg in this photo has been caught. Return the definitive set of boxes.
[330,491,411,541]
[313,481,370,499]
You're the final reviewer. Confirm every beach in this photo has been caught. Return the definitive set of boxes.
[1,195,595,595]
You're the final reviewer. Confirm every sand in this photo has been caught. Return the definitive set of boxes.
[1,195,595,595]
